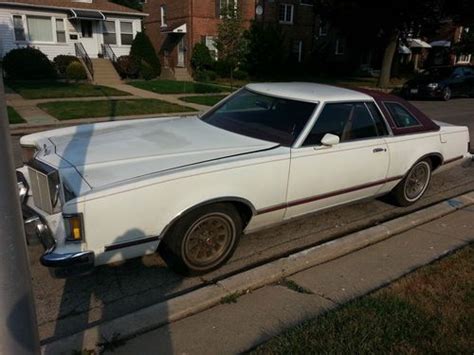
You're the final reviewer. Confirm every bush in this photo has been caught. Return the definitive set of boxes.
[130,32,161,77]
[191,42,215,71]
[139,61,156,80]
[215,60,232,78]
[53,55,79,77]
[116,55,140,78]
[232,69,248,80]
[194,69,217,82]
[66,61,87,81]
[3,47,56,80]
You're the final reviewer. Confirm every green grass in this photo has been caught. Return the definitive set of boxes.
[129,80,231,94]
[38,98,196,120]
[7,106,25,124]
[253,245,474,354]
[279,279,313,295]
[180,95,228,106]
[220,292,241,304]
[7,81,130,99]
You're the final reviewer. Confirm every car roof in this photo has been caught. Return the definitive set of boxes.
[245,82,373,103]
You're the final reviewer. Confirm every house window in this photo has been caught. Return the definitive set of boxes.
[202,35,217,59]
[319,20,328,36]
[120,21,133,45]
[300,0,313,5]
[279,4,294,24]
[335,38,345,55]
[219,0,237,17]
[27,16,53,42]
[103,20,116,45]
[457,54,472,63]
[160,5,167,27]
[13,15,26,41]
[55,19,66,43]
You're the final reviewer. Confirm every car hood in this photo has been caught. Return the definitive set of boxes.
[45,116,278,190]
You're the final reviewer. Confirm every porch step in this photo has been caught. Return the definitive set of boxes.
[160,67,176,80]
[174,67,193,81]
[91,58,122,85]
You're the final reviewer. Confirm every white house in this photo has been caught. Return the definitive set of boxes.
[0,0,147,61]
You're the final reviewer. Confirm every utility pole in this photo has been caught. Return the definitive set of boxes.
[0,66,40,354]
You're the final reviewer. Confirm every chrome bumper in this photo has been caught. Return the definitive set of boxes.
[18,170,95,275]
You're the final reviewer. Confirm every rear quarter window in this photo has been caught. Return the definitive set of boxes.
[384,102,421,128]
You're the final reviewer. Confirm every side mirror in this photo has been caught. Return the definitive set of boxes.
[321,133,340,146]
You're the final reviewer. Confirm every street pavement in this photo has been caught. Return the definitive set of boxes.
[8,98,474,344]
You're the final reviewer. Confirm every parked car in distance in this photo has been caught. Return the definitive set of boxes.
[17,83,471,277]
[402,65,474,101]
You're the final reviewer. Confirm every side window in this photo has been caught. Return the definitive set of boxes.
[384,102,420,128]
[366,102,389,136]
[303,103,352,146]
[303,102,379,146]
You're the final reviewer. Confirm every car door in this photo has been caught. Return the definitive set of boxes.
[285,101,390,219]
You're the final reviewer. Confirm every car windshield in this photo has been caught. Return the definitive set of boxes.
[421,67,453,78]
[200,89,317,146]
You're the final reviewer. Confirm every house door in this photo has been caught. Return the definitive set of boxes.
[177,37,185,67]
[80,20,99,58]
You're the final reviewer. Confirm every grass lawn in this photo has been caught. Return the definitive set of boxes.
[253,244,474,354]
[38,98,196,120]
[180,95,228,106]
[129,80,231,94]
[7,81,130,99]
[7,106,25,124]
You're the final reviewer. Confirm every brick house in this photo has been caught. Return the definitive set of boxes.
[143,0,323,79]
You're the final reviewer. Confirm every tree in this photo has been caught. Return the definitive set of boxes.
[191,42,215,72]
[214,2,247,86]
[243,22,286,78]
[316,0,446,88]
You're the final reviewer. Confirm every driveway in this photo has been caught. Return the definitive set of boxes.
[9,98,474,343]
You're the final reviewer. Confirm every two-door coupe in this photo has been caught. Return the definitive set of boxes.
[17,83,471,276]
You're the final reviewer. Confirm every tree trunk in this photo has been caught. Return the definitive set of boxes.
[377,31,399,88]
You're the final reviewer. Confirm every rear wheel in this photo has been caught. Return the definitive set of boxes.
[159,203,242,276]
[390,159,432,207]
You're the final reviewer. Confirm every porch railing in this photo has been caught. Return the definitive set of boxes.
[74,42,94,78]
[102,43,118,63]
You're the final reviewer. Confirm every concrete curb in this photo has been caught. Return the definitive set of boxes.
[42,191,474,354]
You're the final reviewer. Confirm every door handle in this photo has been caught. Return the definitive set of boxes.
[373,148,386,153]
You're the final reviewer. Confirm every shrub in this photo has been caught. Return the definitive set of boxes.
[194,69,217,82]
[191,42,215,71]
[139,61,156,80]
[215,60,232,78]
[66,61,87,81]
[3,47,56,80]
[232,69,248,80]
[53,55,79,77]
[130,32,161,77]
[116,55,140,78]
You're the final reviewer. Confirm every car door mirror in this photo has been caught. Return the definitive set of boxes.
[321,133,340,146]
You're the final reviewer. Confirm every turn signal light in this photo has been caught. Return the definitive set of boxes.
[64,214,84,242]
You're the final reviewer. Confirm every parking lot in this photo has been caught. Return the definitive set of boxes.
[10,98,474,343]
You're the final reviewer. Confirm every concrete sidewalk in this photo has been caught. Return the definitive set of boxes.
[110,207,474,355]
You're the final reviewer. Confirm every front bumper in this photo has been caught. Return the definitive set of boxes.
[19,171,95,276]
[402,86,443,99]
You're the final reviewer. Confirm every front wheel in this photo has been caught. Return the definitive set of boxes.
[159,203,242,276]
[442,86,452,101]
[390,159,432,207]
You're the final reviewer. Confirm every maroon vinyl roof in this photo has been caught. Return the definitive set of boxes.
[355,88,440,136]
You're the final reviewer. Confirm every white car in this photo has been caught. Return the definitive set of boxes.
[17,83,471,276]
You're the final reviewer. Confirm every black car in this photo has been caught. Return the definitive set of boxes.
[402,65,474,101]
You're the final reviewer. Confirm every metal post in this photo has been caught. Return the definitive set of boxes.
[0,67,40,354]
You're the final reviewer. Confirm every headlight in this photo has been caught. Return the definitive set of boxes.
[427,83,439,89]
[21,145,37,163]
[48,170,61,210]
[16,171,29,204]
[64,214,84,242]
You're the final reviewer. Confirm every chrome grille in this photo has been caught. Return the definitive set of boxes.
[27,161,60,214]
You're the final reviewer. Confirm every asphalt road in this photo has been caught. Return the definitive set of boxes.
[9,98,474,343]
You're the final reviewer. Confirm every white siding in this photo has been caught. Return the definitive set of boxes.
[0,6,143,59]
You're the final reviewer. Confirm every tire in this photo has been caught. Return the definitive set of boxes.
[158,203,242,276]
[442,86,452,101]
[390,159,432,207]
